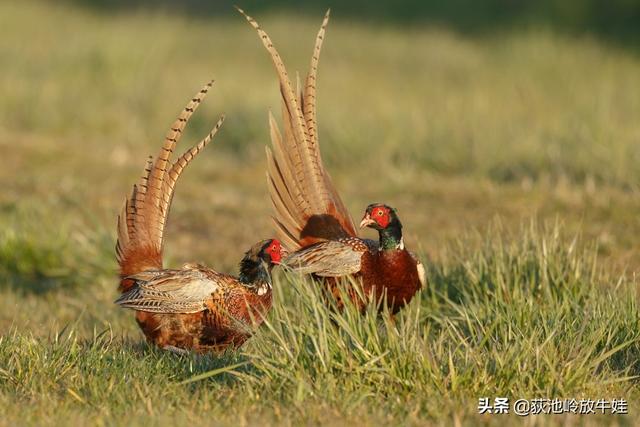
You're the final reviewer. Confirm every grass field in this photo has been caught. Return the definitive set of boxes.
[1,1,640,425]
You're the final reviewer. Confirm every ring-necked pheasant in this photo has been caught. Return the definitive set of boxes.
[114,81,282,353]
[239,9,425,314]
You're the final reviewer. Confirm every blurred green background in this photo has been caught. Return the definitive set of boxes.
[1,0,640,425]
[69,0,640,46]
[2,0,640,294]
[1,0,639,311]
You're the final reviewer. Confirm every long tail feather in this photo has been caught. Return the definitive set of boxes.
[239,8,356,251]
[158,114,226,244]
[143,81,214,247]
[302,9,330,148]
[116,81,224,288]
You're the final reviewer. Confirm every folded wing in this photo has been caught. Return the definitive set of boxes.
[115,268,230,314]
[283,239,369,277]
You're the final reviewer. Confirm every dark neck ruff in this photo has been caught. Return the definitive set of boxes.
[239,257,271,287]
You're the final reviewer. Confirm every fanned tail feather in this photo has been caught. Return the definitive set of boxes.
[238,7,356,251]
[116,81,225,289]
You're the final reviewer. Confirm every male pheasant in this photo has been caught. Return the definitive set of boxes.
[239,10,425,314]
[115,81,282,353]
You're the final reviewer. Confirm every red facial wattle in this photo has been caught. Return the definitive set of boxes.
[266,240,282,264]
[371,206,390,228]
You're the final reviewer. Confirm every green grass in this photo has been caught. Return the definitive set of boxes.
[1,1,640,425]
[1,225,638,425]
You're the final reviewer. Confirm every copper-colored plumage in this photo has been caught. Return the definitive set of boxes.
[119,264,274,352]
[116,81,223,281]
[239,9,425,314]
[115,82,281,353]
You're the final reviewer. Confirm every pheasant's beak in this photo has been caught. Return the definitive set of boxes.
[359,214,375,228]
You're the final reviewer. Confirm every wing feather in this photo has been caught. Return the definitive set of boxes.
[282,240,365,277]
[115,268,229,314]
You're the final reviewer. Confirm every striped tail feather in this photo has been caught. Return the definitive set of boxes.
[238,7,357,251]
[116,81,225,289]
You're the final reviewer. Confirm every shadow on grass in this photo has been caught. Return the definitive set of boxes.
[0,234,96,295]
[60,328,254,385]
[0,201,114,295]
[0,234,82,295]
[105,335,257,387]
[66,0,640,52]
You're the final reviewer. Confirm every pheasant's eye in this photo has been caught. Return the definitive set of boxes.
[377,210,384,216]
[267,240,282,264]
[267,240,281,255]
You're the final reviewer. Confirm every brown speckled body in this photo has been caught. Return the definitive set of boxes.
[134,284,272,353]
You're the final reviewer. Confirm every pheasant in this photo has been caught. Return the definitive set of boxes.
[239,9,425,314]
[114,80,283,353]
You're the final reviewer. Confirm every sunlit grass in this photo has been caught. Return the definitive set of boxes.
[1,1,640,425]
[1,225,638,425]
